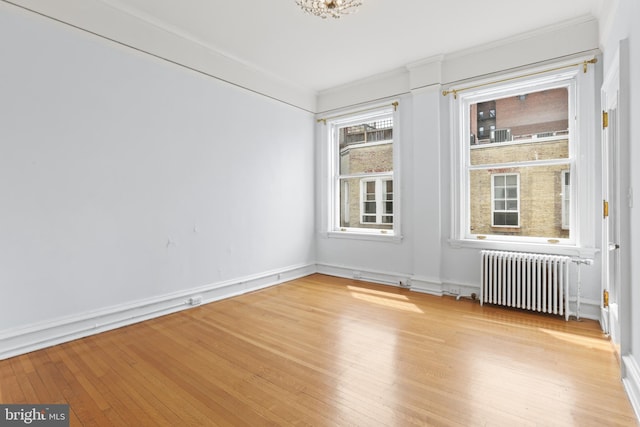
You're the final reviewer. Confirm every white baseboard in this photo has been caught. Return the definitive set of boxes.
[316,263,411,288]
[623,355,640,422]
[0,263,316,360]
[569,297,600,322]
[1,261,606,360]
[316,263,601,321]
[409,275,444,296]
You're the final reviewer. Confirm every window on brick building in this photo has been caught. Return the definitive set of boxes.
[492,174,519,227]
[324,104,399,238]
[452,70,580,245]
[361,178,393,224]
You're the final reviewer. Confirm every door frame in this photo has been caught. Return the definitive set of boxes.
[601,39,632,362]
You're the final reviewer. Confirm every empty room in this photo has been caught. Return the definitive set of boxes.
[1,0,640,425]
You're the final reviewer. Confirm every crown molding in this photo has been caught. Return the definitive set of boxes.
[3,0,317,112]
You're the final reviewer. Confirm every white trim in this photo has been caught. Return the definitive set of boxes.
[315,263,601,320]
[0,263,315,360]
[561,169,571,230]
[1,262,606,360]
[448,238,598,258]
[409,276,445,296]
[623,355,640,421]
[4,0,316,112]
[326,230,403,243]
[315,263,409,288]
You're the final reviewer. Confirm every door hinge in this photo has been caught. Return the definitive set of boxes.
[603,200,609,218]
[603,289,609,308]
[603,110,609,129]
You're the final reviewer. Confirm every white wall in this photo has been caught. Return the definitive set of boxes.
[0,3,316,358]
[600,0,640,418]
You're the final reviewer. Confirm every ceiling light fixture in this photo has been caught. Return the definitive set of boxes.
[295,0,363,19]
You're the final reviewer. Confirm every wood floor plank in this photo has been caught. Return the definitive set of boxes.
[0,273,637,426]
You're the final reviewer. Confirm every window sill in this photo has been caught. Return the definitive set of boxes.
[448,238,599,258]
[326,230,403,243]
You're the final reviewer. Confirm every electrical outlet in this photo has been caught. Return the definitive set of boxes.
[188,296,203,306]
[449,287,460,295]
[353,271,362,279]
[399,280,411,288]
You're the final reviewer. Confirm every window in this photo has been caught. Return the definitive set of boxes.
[324,104,399,238]
[361,178,393,224]
[492,174,519,227]
[453,69,581,245]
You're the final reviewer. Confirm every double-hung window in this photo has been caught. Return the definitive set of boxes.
[492,173,519,227]
[325,104,399,238]
[452,69,583,245]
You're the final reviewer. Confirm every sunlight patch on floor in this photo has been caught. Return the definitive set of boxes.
[348,286,424,313]
[538,327,611,351]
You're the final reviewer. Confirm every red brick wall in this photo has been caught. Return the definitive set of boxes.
[496,88,568,136]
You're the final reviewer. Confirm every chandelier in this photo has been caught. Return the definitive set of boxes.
[296,0,363,19]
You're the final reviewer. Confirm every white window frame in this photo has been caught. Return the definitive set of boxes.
[360,177,393,224]
[320,103,401,241]
[448,60,598,256]
[561,170,570,230]
[491,173,520,228]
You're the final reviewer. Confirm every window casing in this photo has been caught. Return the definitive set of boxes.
[450,67,590,249]
[324,104,400,239]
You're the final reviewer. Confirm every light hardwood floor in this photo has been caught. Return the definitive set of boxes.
[1,274,638,426]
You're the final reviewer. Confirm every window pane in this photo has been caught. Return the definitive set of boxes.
[495,188,505,199]
[339,118,393,175]
[469,87,569,166]
[504,212,519,226]
[493,212,507,226]
[470,164,570,238]
[339,177,360,228]
[493,212,519,226]
[385,201,393,214]
[364,201,376,214]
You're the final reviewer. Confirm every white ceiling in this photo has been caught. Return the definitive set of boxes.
[10,0,605,95]
[94,0,604,92]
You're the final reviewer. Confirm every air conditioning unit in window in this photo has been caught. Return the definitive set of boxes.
[492,128,512,143]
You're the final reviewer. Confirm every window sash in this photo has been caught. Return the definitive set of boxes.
[456,70,577,244]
